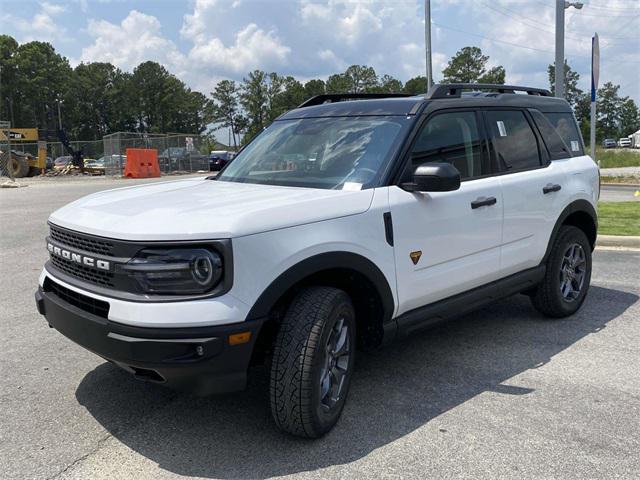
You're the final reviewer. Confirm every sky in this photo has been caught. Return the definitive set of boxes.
[2,0,639,102]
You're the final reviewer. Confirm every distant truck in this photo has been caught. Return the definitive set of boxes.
[630,130,640,149]
[618,138,632,148]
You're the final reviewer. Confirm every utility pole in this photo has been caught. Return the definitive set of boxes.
[555,1,583,99]
[591,33,600,165]
[57,99,63,130]
[425,0,433,91]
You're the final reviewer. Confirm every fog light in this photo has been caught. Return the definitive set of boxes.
[228,331,251,346]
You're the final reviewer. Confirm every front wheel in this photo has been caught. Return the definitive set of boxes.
[531,226,592,317]
[270,286,356,438]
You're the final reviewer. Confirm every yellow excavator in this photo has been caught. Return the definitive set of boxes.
[0,128,47,177]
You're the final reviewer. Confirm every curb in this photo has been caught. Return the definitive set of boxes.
[601,182,640,188]
[596,235,640,249]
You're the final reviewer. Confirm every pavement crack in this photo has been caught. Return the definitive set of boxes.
[45,432,114,480]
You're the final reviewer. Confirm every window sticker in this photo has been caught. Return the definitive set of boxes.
[343,182,363,191]
[497,120,507,137]
[570,140,580,152]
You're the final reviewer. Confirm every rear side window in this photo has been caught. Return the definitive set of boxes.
[529,109,571,160]
[485,110,542,171]
[545,112,584,155]
[411,111,490,180]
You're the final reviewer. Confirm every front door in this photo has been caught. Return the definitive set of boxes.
[389,110,503,316]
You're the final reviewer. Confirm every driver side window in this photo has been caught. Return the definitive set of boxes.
[410,111,490,180]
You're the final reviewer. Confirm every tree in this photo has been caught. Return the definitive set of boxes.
[548,61,583,109]
[240,70,269,142]
[325,72,352,93]
[403,76,427,95]
[478,66,505,85]
[271,76,306,118]
[442,46,505,84]
[10,41,71,129]
[210,80,244,148]
[597,82,623,140]
[0,35,19,125]
[619,97,640,136]
[375,74,403,93]
[304,79,325,99]
[326,65,379,93]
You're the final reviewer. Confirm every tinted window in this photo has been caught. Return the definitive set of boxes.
[486,110,541,171]
[411,111,489,180]
[545,112,584,155]
[529,109,570,160]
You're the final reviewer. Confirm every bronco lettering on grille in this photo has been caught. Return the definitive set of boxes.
[47,242,111,271]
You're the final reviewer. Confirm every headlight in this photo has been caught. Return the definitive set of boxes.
[121,248,223,294]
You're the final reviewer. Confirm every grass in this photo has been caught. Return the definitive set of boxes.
[588,147,640,169]
[598,202,640,236]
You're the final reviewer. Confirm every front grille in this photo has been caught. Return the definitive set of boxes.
[50,225,114,256]
[44,277,110,318]
[50,256,115,287]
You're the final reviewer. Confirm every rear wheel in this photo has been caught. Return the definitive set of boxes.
[531,226,592,317]
[270,286,356,438]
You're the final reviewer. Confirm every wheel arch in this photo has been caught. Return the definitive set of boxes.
[247,251,396,356]
[543,199,597,263]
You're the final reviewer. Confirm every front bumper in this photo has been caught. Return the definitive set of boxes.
[35,284,265,396]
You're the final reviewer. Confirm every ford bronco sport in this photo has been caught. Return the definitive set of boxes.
[36,84,599,438]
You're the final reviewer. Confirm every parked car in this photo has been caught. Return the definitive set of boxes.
[618,137,632,148]
[209,150,235,171]
[602,138,617,149]
[84,157,105,172]
[52,156,73,170]
[36,84,599,438]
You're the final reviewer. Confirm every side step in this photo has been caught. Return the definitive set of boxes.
[394,265,545,337]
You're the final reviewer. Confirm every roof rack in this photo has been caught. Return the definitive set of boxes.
[297,93,413,109]
[426,83,552,99]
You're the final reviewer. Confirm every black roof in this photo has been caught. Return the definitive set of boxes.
[279,84,573,120]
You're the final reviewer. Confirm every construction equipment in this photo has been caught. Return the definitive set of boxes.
[0,127,47,177]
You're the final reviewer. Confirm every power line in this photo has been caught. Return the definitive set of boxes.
[432,21,591,58]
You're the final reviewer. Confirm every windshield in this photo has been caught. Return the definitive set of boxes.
[217,116,412,190]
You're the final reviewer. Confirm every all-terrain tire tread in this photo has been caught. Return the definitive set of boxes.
[532,225,591,318]
[269,286,350,438]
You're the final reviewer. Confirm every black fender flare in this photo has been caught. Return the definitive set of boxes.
[245,251,395,323]
[542,199,598,263]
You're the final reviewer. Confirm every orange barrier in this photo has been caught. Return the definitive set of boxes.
[124,148,161,178]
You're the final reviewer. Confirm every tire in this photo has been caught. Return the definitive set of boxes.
[8,154,30,178]
[270,286,356,438]
[531,225,592,318]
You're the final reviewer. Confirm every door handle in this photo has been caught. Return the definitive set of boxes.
[543,183,562,194]
[471,196,497,209]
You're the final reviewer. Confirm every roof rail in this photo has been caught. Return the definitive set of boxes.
[297,92,413,108]
[426,83,552,99]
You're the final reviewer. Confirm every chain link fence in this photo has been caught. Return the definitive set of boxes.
[103,132,211,176]
[1,128,216,178]
[0,121,13,182]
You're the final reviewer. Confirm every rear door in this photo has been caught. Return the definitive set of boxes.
[484,109,569,277]
[389,110,503,315]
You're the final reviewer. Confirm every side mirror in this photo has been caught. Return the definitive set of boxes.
[401,162,461,192]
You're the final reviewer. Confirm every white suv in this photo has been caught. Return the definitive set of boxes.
[36,84,599,438]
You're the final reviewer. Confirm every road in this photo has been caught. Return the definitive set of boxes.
[600,183,640,202]
[1,178,639,480]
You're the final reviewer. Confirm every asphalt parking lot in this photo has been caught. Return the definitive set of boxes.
[1,177,639,480]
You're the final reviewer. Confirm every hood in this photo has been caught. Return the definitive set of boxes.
[48,177,375,240]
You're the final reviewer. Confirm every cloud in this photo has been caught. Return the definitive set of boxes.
[81,10,186,73]
[1,1,67,43]
[186,23,291,75]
